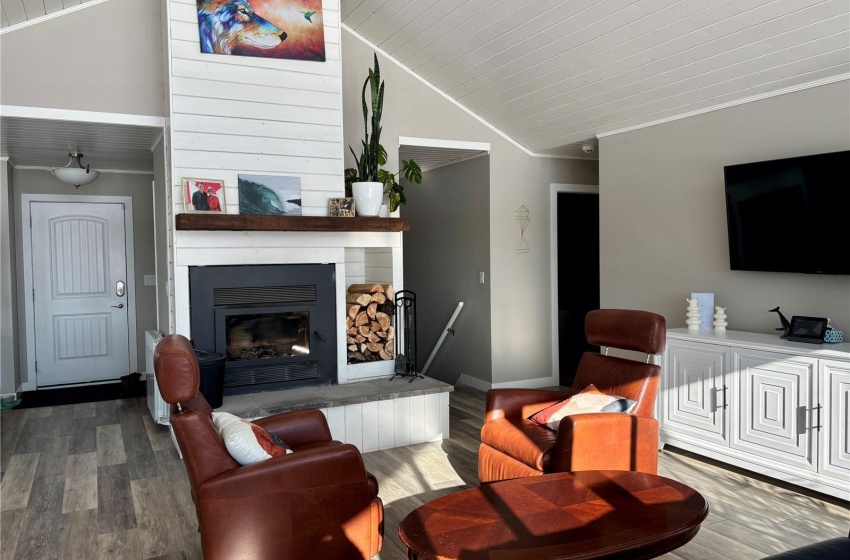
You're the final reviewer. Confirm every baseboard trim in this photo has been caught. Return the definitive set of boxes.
[456,374,491,392]
[457,374,556,391]
[0,386,22,403]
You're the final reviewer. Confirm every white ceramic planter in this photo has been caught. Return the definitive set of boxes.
[352,181,384,217]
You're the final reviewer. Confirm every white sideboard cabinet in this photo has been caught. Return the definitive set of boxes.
[660,328,850,500]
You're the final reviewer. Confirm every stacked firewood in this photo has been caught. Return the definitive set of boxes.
[346,283,395,363]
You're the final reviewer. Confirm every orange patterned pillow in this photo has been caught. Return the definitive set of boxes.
[529,384,636,431]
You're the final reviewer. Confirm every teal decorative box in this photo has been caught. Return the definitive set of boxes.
[824,329,844,344]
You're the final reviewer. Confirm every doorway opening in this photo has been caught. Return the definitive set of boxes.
[551,184,600,387]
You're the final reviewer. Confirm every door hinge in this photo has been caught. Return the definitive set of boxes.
[29,216,32,227]
[32,288,35,301]
[34,361,38,373]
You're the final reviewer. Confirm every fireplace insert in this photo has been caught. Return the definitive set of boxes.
[189,264,336,394]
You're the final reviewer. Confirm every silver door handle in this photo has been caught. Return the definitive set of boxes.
[116,281,125,297]
[111,304,124,309]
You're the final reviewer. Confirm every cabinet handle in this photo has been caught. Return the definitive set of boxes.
[722,385,728,409]
[813,404,822,431]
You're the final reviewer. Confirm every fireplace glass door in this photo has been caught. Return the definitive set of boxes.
[225,311,310,361]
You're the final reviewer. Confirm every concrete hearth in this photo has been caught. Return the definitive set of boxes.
[220,377,453,453]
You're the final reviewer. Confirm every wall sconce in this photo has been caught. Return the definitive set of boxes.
[51,152,100,189]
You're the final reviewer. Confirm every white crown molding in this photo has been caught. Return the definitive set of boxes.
[0,0,115,35]
[398,136,490,152]
[1,105,167,128]
[596,74,850,140]
[14,165,153,175]
[342,24,535,157]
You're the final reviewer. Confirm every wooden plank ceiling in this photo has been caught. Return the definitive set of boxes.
[399,144,488,171]
[342,0,850,155]
[0,116,162,171]
[0,0,99,28]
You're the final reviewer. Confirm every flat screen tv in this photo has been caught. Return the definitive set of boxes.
[724,151,849,275]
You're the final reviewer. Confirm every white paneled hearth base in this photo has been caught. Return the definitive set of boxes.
[219,378,452,453]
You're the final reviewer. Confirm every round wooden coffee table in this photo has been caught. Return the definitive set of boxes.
[398,470,709,560]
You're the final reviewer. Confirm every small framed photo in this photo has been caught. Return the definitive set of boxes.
[328,197,355,217]
[183,178,226,213]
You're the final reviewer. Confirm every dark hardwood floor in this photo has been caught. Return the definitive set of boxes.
[1,385,847,559]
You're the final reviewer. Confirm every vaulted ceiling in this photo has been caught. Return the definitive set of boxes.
[342,0,850,156]
[0,0,99,28]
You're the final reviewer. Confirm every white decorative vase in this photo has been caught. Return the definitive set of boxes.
[352,182,384,217]
[713,306,728,331]
[686,298,701,330]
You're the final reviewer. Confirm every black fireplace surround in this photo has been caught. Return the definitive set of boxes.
[189,264,337,395]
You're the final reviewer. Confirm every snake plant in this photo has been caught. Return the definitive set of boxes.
[346,53,422,212]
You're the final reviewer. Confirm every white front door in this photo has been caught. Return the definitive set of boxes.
[30,202,131,386]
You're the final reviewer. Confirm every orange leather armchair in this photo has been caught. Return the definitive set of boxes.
[479,309,666,483]
[154,334,383,560]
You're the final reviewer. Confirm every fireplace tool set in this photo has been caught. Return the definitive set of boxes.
[392,290,423,382]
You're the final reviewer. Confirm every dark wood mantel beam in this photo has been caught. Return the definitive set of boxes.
[175,213,410,232]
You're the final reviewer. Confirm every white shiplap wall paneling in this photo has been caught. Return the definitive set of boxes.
[344,403,364,451]
[365,247,393,283]
[345,247,366,287]
[168,0,345,219]
[393,396,411,448]
[361,401,380,452]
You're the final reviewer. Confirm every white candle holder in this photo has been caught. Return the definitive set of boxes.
[686,298,701,330]
[713,306,728,331]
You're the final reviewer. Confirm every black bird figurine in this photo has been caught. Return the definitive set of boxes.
[769,307,791,331]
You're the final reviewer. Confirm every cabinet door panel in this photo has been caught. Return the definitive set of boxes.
[663,341,729,445]
[820,360,850,483]
[731,350,817,472]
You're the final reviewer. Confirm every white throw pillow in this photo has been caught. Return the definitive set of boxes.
[211,411,290,466]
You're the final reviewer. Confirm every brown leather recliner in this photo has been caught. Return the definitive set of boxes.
[154,334,383,560]
[479,309,666,484]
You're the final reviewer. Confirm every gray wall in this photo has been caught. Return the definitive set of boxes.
[0,0,166,117]
[13,170,158,376]
[403,156,492,385]
[1,160,20,395]
[152,137,170,333]
[599,82,850,334]
[343,32,598,385]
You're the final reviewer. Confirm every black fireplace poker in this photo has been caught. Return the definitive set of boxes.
[391,290,424,383]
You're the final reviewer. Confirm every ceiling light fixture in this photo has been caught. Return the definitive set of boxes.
[51,152,100,188]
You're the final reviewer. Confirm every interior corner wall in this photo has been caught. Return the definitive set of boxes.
[1,160,20,395]
[0,0,166,117]
[152,136,170,334]
[342,31,598,386]
[599,81,850,335]
[13,170,159,373]
[403,156,492,386]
